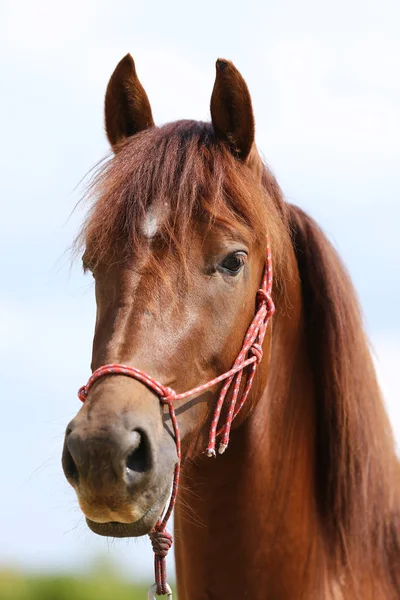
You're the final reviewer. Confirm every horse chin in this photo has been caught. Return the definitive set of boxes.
[86,500,163,538]
[84,479,172,538]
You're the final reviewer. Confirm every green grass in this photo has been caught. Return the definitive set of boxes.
[0,570,177,600]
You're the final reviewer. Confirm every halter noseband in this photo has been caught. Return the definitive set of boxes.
[78,239,275,597]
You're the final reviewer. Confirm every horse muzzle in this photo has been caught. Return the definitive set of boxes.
[61,394,177,537]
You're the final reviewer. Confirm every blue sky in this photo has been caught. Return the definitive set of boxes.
[1,0,399,583]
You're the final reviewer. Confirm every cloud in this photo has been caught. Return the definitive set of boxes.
[3,0,102,53]
[255,34,400,176]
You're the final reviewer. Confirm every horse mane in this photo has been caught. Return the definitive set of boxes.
[287,204,400,592]
[77,120,287,278]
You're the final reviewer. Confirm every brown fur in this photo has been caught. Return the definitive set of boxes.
[65,56,400,599]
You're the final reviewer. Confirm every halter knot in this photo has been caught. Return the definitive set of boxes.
[256,288,269,307]
[149,529,173,558]
[160,388,177,404]
[78,386,87,402]
[249,342,263,364]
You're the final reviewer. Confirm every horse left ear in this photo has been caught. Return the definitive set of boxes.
[210,59,255,161]
[104,54,155,151]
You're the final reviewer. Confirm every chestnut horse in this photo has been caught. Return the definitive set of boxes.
[62,55,400,599]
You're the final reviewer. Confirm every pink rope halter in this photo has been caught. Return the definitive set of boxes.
[78,240,275,596]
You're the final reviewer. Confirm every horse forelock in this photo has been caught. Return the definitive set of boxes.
[75,120,288,282]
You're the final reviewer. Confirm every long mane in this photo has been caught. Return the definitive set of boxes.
[287,204,400,592]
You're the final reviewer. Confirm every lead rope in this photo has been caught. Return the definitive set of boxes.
[78,240,275,597]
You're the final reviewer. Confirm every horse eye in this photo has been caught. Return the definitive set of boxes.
[219,251,247,275]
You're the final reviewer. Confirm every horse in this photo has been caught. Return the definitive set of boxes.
[62,54,400,599]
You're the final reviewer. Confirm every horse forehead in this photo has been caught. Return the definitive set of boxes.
[142,202,169,240]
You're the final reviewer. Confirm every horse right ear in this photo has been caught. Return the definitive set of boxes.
[104,54,155,151]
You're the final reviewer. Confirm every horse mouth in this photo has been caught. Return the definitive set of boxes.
[85,489,169,538]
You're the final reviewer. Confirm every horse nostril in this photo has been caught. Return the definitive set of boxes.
[62,440,79,484]
[125,429,152,475]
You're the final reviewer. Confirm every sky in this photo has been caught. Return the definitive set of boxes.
[1,0,399,584]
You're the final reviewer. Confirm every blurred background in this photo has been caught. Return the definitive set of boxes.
[1,0,399,597]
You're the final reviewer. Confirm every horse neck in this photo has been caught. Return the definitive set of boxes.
[174,256,329,599]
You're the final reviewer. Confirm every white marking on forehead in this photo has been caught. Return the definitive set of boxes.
[142,207,159,239]
[142,202,170,240]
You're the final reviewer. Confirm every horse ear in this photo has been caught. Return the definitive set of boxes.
[210,59,255,161]
[104,54,155,150]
